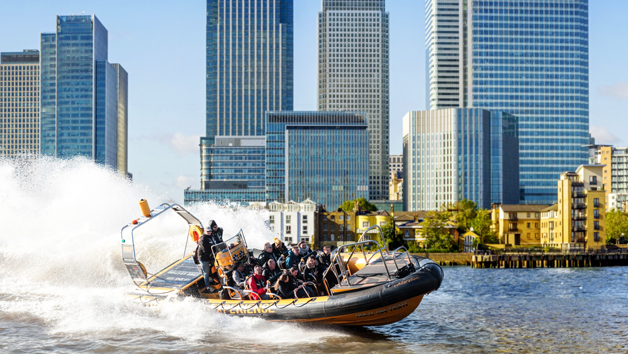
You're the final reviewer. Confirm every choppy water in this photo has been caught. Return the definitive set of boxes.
[1,158,627,353]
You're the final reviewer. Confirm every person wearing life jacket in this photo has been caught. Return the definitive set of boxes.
[288,266,314,298]
[274,273,294,299]
[262,258,282,284]
[317,245,332,268]
[285,245,302,268]
[196,220,223,293]
[258,242,277,268]
[272,238,289,258]
[232,262,247,293]
[247,265,270,300]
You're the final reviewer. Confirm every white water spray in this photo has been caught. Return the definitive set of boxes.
[0,158,343,345]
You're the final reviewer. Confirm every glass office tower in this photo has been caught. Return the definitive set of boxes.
[0,50,40,158]
[205,0,293,144]
[266,111,369,209]
[402,108,519,211]
[317,0,389,201]
[40,15,128,172]
[200,0,293,196]
[426,0,589,204]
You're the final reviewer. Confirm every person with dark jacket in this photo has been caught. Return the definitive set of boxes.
[288,267,314,298]
[196,220,224,293]
[232,262,247,292]
[272,238,289,258]
[285,245,302,268]
[257,242,277,268]
[274,273,294,299]
[262,258,282,284]
[317,245,332,268]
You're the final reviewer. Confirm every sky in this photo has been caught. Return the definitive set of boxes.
[1,0,627,203]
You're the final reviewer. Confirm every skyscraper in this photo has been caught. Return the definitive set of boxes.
[403,108,519,211]
[317,0,390,201]
[40,15,128,173]
[266,111,369,209]
[200,0,294,193]
[0,50,40,158]
[426,0,589,204]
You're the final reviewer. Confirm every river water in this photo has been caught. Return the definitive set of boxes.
[1,159,627,353]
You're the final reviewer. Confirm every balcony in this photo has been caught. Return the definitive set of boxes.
[508,228,519,232]
[572,225,586,232]
[572,214,587,220]
[572,191,586,198]
[594,214,601,219]
[509,215,518,221]
[572,203,586,209]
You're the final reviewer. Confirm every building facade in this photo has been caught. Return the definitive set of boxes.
[402,108,519,211]
[540,165,606,250]
[266,111,369,209]
[202,0,294,190]
[267,199,318,245]
[587,144,628,211]
[317,0,389,201]
[425,0,590,204]
[0,50,40,158]
[40,15,127,172]
[187,136,266,205]
[490,204,547,246]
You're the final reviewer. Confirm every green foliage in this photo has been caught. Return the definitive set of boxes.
[407,242,423,253]
[381,218,405,249]
[606,209,628,244]
[470,208,498,244]
[421,209,455,251]
[452,199,478,232]
[339,197,377,212]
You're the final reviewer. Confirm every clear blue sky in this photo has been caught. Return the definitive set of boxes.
[1,0,627,203]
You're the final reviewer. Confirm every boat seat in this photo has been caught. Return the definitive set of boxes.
[330,259,401,294]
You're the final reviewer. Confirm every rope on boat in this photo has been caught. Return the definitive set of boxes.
[274,299,298,309]
[292,298,314,307]
[240,301,261,310]
[212,301,226,310]
[225,301,244,311]
[260,300,280,310]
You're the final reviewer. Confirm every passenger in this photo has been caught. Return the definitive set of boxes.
[262,259,282,284]
[272,238,289,258]
[274,273,294,299]
[258,242,277,268]
[317,245,332,267]
[298,240,313,257]
[288,266,314,298]
[247,265,270,300]
[196,223,222,293]
[285,245,302,268]
[232,262,247,293]
[303,256,325,295]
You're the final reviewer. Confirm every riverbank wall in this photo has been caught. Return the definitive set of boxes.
[410,251,628,268]
[411,253,472,266]
[471,251,628,268]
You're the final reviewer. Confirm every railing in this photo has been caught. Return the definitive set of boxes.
[509,215,518,221]
[322,224,416,297]
[572,203,586,209]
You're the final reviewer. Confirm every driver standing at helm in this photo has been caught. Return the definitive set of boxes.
[197,220,223,293]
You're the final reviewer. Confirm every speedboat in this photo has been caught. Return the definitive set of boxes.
[120,200,444,326]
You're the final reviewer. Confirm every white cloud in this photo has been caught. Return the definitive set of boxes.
[590,125,621,144]
[169,132,201,156]
[175,175,196,190]
[599,82,628,100]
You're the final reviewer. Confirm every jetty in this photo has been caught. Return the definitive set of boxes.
[471,249,628,268]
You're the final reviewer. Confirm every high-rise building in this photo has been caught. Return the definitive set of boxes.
[317,0,389,201]
[202,0,293,184]
[0,50,40,158]
[403,108,519,211]
[266,111,369,209]
[425,0,589,204]
[40,15,128,172]
[111,64,128,176]
[389,155,402,176]
[587,144,628,211]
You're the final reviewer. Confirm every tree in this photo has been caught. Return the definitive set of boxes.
[339,197,377,212]
[605,209,628,244]
[421,209,454,251]
[381,218,405,250]
[470,209,498,244]
[452,199,478,233]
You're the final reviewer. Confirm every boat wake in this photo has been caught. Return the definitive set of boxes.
[0,158,344,346]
